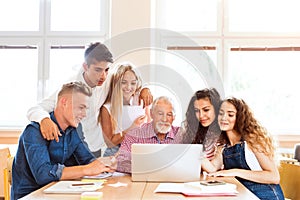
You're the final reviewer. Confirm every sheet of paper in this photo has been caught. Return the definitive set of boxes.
[107,182,128,188]
[122,106,145,129]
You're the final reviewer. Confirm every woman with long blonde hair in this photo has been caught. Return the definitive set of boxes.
[99,62,150,156]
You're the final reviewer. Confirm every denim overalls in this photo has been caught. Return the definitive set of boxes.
[222,141,284,200]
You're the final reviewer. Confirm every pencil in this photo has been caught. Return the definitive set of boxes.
[71,183,95,186]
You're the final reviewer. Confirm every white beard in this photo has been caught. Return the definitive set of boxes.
[155,122,171,134]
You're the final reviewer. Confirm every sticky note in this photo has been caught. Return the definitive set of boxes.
[81,178,106,183]
[81,191,103,200]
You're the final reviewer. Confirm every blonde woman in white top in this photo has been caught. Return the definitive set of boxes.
[99,62,151,156]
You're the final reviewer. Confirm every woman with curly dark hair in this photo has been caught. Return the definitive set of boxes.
[181,88,222,160]
[202,97,284,200]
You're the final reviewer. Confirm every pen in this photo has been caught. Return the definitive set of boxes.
[71,183,95,186]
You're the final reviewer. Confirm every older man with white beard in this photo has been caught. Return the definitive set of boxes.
[115,96,181,173]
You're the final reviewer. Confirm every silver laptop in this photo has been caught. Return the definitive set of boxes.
[131,144,203,182]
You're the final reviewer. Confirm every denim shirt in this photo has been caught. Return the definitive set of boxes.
[11,112,96,200]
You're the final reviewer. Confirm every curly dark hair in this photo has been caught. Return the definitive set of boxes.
[182,88,222,146]
[218,97,275,157]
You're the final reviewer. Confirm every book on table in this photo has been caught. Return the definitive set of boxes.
[154,181,238,197]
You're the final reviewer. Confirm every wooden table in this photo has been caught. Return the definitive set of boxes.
[19,174,259,200]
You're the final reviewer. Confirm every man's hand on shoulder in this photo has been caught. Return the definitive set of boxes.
[139,88,153,108]
[40,117,61,142]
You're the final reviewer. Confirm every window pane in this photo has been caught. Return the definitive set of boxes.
[0,48,38,127]
[152,49,217,125]
[164,51,209,91]
[48,48,85,95]
[51,0,102,31]
[228,50,300,134]
[157,0,218,32]
[228,0,300,32]
[0,0,39,31]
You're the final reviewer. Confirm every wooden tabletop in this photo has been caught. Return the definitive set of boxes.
[19,174,259,200]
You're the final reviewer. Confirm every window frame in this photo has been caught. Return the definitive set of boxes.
[0,0,109,130]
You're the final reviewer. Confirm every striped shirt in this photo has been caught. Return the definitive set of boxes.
[116,122,180,173]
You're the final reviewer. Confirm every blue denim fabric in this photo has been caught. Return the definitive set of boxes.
[11,112,96,200]
[223,142,284,200]
[103,144,120,157]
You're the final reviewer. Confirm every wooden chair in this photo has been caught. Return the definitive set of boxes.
[0,147,13,200]
[279,162,300,200]
[0,148,10,199]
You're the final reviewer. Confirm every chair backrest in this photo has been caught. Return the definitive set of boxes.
[294,143,300,162]
[6,156,14,185]
[4,155,14,200]
[279,162,300,200]
[0,147,10,198]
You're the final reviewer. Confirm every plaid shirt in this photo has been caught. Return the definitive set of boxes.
[203,129,220,160]
[116,122,180,173]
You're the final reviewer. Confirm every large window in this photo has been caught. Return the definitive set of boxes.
[155,0,300,135]
[227,45,300,134]
[0,0,109,129]
[2,0,300,137]
[0,45,38,127]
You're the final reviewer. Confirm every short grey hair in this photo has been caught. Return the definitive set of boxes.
[151,96,176,115]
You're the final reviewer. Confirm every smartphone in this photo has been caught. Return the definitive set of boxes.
[200,180,226,186]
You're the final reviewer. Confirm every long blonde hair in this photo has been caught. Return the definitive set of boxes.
[102,62,142,132]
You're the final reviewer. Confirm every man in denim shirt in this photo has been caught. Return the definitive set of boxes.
[11,82,110,200]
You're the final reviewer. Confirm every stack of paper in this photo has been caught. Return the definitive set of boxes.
[154,181,238,197]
